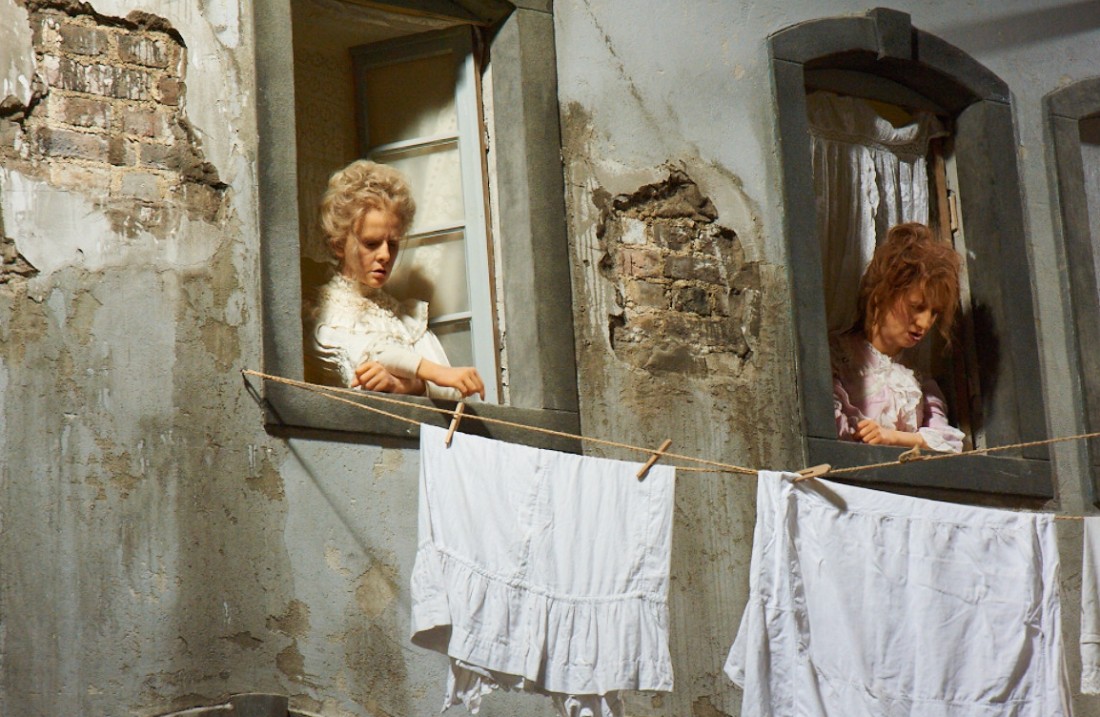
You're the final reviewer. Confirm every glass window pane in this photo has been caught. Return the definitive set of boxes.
[433,320,473,368]
[383,145,465,233]
[362,54,457,147]
[386,233,470,318]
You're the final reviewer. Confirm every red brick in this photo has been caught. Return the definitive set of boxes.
[664,254,720,283]
[670,285,711,316]
[121,106,170,138]
[108,67,154,101]
[138,141,180,171]
[156,77,182,106]
[0,120,22,150]
[50,57,152,101]
[620,246,663,279]
[625,279,668,309]
[108,136,137,166]
[30,12,62,50]
[118,34,170,68]
[36,127,109,162]
[58,23,109,56]
[649,222,694,251]
[47,95,112,130]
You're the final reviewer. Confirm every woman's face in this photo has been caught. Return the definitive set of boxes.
[870,287,939,357]
[337,208,401,289]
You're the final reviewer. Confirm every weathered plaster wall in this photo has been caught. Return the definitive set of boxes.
[554,1,1100,716]
[0,0,291,714]
[3,0,1100,716]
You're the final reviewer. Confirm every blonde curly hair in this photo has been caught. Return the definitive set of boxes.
[320,160,416,258]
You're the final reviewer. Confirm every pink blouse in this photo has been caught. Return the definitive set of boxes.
[830,332,965,453]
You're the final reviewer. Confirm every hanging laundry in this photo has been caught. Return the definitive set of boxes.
[1082,516,1100,694]
[412,423,676,717]
[726,471,1071,717]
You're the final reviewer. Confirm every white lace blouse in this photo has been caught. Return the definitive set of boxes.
[307,273,460,400]
[830,332,965,453]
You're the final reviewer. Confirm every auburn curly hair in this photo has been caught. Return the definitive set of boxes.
[320,160,416,258]
[856,222,961,342]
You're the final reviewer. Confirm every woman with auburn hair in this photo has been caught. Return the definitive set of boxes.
[831,222,965,452]
[307,159,484,400]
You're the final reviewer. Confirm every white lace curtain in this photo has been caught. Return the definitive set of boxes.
[808,91,946,333]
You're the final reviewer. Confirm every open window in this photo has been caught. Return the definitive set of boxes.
[772,8,1051,496]
[1047,77,1100,505]
[254,0,579,447]
[349,30,496,395]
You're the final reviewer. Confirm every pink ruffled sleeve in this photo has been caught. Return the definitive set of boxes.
[917,378,965,453]
[833,375,863,442]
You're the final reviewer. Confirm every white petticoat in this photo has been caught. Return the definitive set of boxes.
[727,471,1071,717]
[412,424,675,716]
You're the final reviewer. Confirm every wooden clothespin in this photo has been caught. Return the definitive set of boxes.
[794,463,831,481]
[444,402,466,447]
[898,445,924,463]
[637,439,673,480]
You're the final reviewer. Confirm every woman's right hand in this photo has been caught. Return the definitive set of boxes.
[856,419,927,449]
[352,361,425,395]
[417,361,486,399]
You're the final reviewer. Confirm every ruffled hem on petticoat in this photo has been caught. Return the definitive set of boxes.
[411,540,674,698]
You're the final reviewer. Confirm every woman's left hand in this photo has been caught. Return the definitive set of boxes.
[417,361,486,399]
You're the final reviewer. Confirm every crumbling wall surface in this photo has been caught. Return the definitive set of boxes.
[563,116,800,717]
[554,5,804,717]
[0,0,300,714]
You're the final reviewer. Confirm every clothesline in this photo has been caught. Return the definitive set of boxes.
[242,368,1100,518]
[245,368,757,474]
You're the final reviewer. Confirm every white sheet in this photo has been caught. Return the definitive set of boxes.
[727,471,1071,717]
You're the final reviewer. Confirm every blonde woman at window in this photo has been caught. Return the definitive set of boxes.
[831,223,965,453]
[307,160,485,400]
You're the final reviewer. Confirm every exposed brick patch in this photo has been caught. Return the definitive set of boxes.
[595,170,761,375]
[0,0,228,244]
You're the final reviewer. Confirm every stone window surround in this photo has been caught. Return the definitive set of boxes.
[772,8,1052,497]
[252,0,580,450]
[1047,76,1100,506]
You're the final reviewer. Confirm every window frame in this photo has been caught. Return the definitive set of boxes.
[351,27,501,400]
[253,0,580,449]
[771,7,1052,497]
[1046,76,1100,506]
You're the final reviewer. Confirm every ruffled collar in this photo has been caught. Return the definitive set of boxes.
[328,272,401,312]
[313,272,430,344]
[831,332,925,429]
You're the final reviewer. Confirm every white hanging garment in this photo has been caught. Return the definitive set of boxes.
[412,424,676,717]
[1081,516,1100,694]
[726,471,1071,717]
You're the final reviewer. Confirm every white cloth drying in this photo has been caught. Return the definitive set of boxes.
[412,424,676,716]
[1081,516,1100,694]
[726,471,1071,717]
